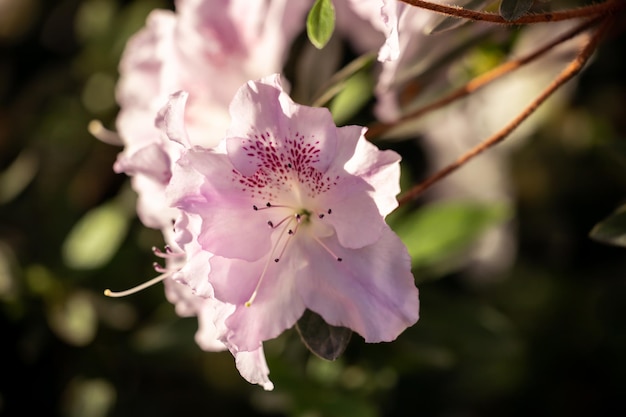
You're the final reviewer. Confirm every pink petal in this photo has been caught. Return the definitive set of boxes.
[343,131,402,217]
[209,253,306,352]
[234,348,274,391]
[317,175,386,249]
[169,148,273,262]
[296,227,419,343]
[225,75,337,177]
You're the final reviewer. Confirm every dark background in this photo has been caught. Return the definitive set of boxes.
[1,1,625,416]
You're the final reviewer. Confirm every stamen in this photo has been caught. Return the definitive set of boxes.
[318,208,332,219]
[153,262,167,273]
[245,216,297,307]
[152,245,180,258]
[253,202,294,211]
[268,215,293,229]
[312,235,343,262]
[104,273,170,298]
[88,119,123,146]
[274,221,299,262]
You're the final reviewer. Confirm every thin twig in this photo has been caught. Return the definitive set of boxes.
[399,0,623,25]
[397,15,614,206]
[366,17,601,139]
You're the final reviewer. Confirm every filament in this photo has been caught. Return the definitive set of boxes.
[311,235,342,262]
[245,216,297,307]
[104,273,170,298]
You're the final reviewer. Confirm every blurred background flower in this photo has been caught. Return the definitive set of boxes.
[1,1,625,416]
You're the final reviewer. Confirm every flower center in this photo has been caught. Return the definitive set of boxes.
[244,202,342,307]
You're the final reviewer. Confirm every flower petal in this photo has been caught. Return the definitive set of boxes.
[344,131,402,217]
[296,227,419,342]
[317,175,386,249]
[209,253,306,352]
[233,348,274,391]
[169,148,272,261]
[226,75,337,177]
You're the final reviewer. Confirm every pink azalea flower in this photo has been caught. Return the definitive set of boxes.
[164,74,420,354]
[104,0,309,390]
[112,0,309,229]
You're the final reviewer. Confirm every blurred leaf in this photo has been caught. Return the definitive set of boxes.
[499,0,534,21]
[0,149,39,204]
[48,291,98,346]
[307,0,335,49]
[62,201,130,269]
[75,0,117,43]
[329,70,373,125]
[296,309,352,361]
[311,52,375,107]
[589,204,626,247]
[394,201,511,271]
[62,377,116,417]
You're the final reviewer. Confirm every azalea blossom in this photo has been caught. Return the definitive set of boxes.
[101,0,310,390]
[112,0,308,230]
[164,74,420,354]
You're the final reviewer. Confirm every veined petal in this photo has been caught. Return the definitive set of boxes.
[169,148,272,261]
[318,175,386,249]
[296,227,419,343]
[226,75,337,177]
[344,132,402,217]
[209,253,306,352]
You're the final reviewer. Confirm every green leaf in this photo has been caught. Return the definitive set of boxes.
[589,205,626,247]
[62,201,131,269]
[307,0,336,50]
[311,52,375,108]
[296,309,352,361]
[394,201,511,272]
[328,70,373,125]
[499,0,534,21]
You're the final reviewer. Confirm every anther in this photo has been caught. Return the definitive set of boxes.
[152,245,177,258]
[153,262,167,273]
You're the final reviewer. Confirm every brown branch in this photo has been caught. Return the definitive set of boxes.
[399,0,623,25]
[397,15,613,206]
[366,17,601,139]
